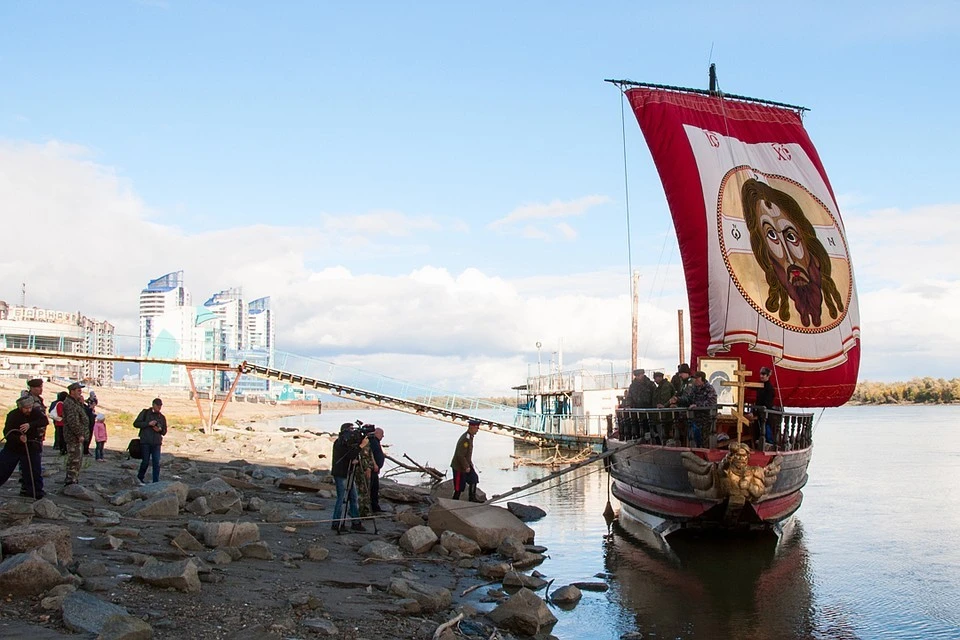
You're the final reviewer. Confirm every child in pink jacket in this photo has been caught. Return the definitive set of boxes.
[93,414,108,461]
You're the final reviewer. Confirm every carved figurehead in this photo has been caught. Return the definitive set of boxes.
[681,443,782,502]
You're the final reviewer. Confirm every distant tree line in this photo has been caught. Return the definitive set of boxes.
[850,378,960,404]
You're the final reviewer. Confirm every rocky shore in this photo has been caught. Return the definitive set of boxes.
[0,422,600,639]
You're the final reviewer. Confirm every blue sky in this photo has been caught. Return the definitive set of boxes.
[2,2,958,394]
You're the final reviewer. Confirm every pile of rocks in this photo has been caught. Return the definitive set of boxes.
[0,450,604,639]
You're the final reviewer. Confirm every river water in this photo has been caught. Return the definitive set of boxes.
[278,405,960,639]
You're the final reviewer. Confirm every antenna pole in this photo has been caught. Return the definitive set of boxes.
[677,309,685,365]
[709,63,717,94]
[21,283,26,307]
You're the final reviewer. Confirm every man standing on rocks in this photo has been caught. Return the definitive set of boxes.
[451,419,482,502]
[135,398,167,483]
[62,382,91,486]
[331,422,366,532]
[19,378,48,497]
[1,395,47,498]
[368,427,386,513]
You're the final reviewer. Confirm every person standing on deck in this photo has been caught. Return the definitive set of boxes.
[653,371,677,443]
[671,363,692,397]
[751,367,777,446]
[62,382,91,486]
[451,419,482,502]
[671,371,717,447]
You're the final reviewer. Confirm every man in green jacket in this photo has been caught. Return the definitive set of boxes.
[451,419,481,502]
[62,382,91,486]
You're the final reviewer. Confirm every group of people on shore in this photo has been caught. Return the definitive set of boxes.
[1,378,168,499]
[329,417,484,532]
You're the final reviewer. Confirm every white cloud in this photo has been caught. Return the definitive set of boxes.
[489,195,611,242]
[1,141,955,397]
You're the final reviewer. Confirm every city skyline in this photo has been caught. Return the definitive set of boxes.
[138,271,275,392]
[1,3,958,396]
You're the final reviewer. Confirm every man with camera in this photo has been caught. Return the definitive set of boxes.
[331,422,372,532]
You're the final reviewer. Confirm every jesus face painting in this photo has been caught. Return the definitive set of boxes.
[741,178,844,328]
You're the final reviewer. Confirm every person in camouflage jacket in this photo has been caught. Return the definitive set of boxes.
[62,382,91,485]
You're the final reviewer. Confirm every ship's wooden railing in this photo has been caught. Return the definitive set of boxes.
[613,407,718,447]
[613,406,814,451]
[762,408,814,451]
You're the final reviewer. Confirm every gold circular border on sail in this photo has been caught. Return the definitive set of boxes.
[716,166,853,334]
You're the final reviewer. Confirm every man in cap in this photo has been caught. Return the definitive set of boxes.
[625,369,655,409]
[1,395,47,498]
[671,363,692,397]
[451,419,482,502]
[62,382,91,485]
[26,378,46,412]
[134,398,167,483]
[18,378,49,496]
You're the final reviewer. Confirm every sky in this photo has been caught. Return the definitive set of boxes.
[1,1,958,396]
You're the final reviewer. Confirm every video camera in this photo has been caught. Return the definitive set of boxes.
[340,420,376,448]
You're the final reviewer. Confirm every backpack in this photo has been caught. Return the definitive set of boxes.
[127,438,143,459]
[48,401,63,424]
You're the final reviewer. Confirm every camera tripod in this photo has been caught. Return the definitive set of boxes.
[334,458,379,535]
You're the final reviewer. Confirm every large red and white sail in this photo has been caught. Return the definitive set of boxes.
[627,87,860,407]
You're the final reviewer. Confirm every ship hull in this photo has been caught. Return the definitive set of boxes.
[606,438,810,539]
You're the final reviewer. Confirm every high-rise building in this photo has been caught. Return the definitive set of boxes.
[233,297,275,393]
[0,300,116,384]
[138,274,275,394]
[139,271,195,386]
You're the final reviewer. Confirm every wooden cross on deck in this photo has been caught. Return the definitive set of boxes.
[721,366,764,443]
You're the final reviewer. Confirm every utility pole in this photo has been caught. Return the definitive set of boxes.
[20,283,25,307]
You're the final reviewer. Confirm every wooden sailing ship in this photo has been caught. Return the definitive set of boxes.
[605,67,861,539]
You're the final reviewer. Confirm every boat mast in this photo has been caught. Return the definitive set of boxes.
[631,270,639,371]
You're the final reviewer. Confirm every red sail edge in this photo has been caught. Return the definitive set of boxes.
[626,87,860,408]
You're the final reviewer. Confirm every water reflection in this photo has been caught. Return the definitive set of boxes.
[605,521,833,639]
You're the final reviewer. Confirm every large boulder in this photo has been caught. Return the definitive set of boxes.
[398,525,438,554]
[0,552,66,595]
[387,578,451,613]
[0,523,73,563]
[61,591,131,635]
[428,499,533,551]
[439,530,481,557]
[187,521,260,548]
[137,559,201,592]
[127,493,180,519]
[506,501,547,522]
[200,478,241,514]
[137,480,190,507]
[487,588,557,636]
[430,480,487,502]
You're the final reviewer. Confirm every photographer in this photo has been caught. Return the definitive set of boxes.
[331,422,369,532]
